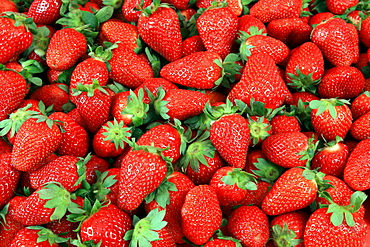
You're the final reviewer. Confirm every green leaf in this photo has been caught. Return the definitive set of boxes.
[81,10,98,29]
[95,6,114,23]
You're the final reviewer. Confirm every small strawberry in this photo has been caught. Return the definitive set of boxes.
[181,185,222,245]
[121,0,152,23]
[0,153,21,208]
[27,0,62,24]
[270,114,301,134]
[196,0,242,16]
[350,111,370,140]
[181,35,206,57]
[326,0,359,15]
[84,154,110,185]
[309,99,353,141]
[227,205,270,247]
[237,15,267,37]
[351,91,370,120]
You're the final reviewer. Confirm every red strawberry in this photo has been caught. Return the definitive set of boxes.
[360,16,370,47]
[0,153,20,208]
[291,91,320,108]
[227,205,269,247]
[117,146,168,211]
[49,112,89,157]
[11,116,62,172]
[121,0,152,23]
[133,77,179,104]
[237,15,267,37]
[46,28,87,71]
[181,185,222,245]
[30,83,69,112]
[137,1,182,62]
[27,0,62,24]
[261,168,319,215]
[343,139,370,191]
[270,211,309,247]
[154,88,209,121]
[0,138,12,154]
[84,154,110,184]
[0,0,18,12]
[197,5,238,60]
[0,69,28,122]
[46,217,79,244]
[350,111,370,140]
[318,66,365,99]
[204,238,241,247]
[309,99,353,141]
[9,227,62,246]
[351,91,370,120]
[326,0,359,15]
[311,18,359,67]
[270,114,301,134]
[196,0,242,16]
[181,35,206,58]
[228,53,289,110]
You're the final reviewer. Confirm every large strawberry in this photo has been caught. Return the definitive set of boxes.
[181,185,222,245]
[196,4,238,60]
[27,0,62,24]
[0,153,20,208]
[137,0,182,62]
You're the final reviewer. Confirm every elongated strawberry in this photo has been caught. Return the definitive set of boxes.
[0,153,20,208]
[11,115,62,172]
[27,0,62,24]
[311,18,359,67]
[137,0,182,62]
[227,205,269,247]
[181,185,222,245]
[197,4,238,59]
[46,28,87,71]
[309,99,353,141]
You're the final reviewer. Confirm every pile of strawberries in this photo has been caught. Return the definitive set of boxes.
[1,0,370,245]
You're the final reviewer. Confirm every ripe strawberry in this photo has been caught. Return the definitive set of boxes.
[237,15,267,37]
[133,77,179,104]
[121,0,152,23]
[181,35,206,58]
[117,146,168,211]
[309,99,353,141]
[304,192,367,247]
[48,112,89,157]
[360,16,370,47]
[27,0,62,24]
[84,154,110,185]
[326,0,359,15]
[79,203,132,246]
[11,116,62,172]
[0,153,20,208]
[0,0,18,12]
[181,185,222,245]
[124,208,176,246]
[249,0,304,23]
[197,5,238,60]
[311,138,349,177]
[0,14,34,64]
[196,0,242,16]
[99,19,140,51]
[262,168,319,215]
[161,0,191,10]
[137,1,182,62]
[343,139,370,191]
[350,111,370,140]
[351,91,370,120]
[318,66,365,99]
[204,238,241,247]
[0,138,11,154]
[270,211,309,247]
[30,83,69,112]
[109,48,154,88]
[0,68,28,122]
[270,114,301,134]
[154,88,209,121]
[311,18,359,67]
[92,119,131,158]
[228,53,289,109]
[9,227,62,246]
[227,205,269,247]
[46,28,87,71]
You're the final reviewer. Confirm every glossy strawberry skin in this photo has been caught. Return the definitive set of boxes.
[30,83,69,112]
[181,35,206,58]
[27,0,62,24]
[270,115,301,134]
[181,185,222,245]
[351,92,370,120]
[0,153,21,208]
[204,239,239,247]
[84,155,110,184]
[326,0,358,15]
[350,111,370,140]
[10,227,59,247]
[249,0,302,23]
[316,175,355,206]
[121,0,152,23]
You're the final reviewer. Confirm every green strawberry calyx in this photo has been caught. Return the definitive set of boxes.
[287,67,321,94]
[145,178,178,208]
[72,79,109,98]
[203,99,240,126]
[0,204,9,229]
[272,223,303,247]
[297,136,320,167]
[221,168,258,191]
[138,0,173,17]
[252,158,285,184]
[309,98,350,119]
[102,118,132,150]
[247,116,272,146]
[73,153,93,187]
[235,98,285,120]
[213,53,243,89]
[27,225,69,245]
[87,42,119,72]
[238,26,267,61]
[123,89,151,127]
[1,11,38,34]
[124,208,167,246]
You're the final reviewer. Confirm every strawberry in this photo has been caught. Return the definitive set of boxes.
[9,226,64,246]
[304,192,367,247]
[12,182,83,226]
[99,19,140,51]
[261,168,319,215]
[196,5,239,60]
[350,111,370,140]
[84,154,110,184]
[0,14,35,64]
[0,0,18,12]
[109,48,154,88]
[137,0,182,62]
[161,0,191,10]
[11,115,62,172]
[249,0,305,23]
[121,0,152,23]
[360,16,370,48]
[343,139,370,191]
[351,91,370,120]
[204,238,241,247]
[228,53,289,110]
[0,68,28,122]
[237,15,267,37]
[262,131,313,168]
[133,77,179,104]
[30,83,69,112]
[181,185,222,245]
[285,42,324,94]
[124,208,176,246]
[27,0,62,24]
[270,114,301,134]
[227,205,269,247]
[196,0,242,16]
[46,28,87,71]
[79,203,132,246]
[154,88,209,121]
[326,0,359,15]
[318,66,365,99]
[311,18,359,67]
[209,166,257,206]
[49,112,90,157]
[92,119,131,158]
[181,35,206,57]
[46,217,79,245]
[0,153,20,208]
[117,145,168,211]
[311,137,349,177]
[270,211,309,247]
[0,138,11,154]
[309,99,353,141]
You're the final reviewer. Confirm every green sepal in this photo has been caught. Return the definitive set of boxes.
[288,99,313,131]
[72,79,109,97]
[312,0,329,13]
[235,98,285,119]
[1,12,38,34]
[73,153,92,187]
[309,98,350,119]
[297,136,320,167]
[213,53,243,89]
[153,89,170,120]
[145,47,161,77]
[145,178,178,208]
[170,118,193,156]
[252,158,284,183]
[272,223,303,247]
[122,89,150,127]
[287,67,320,94]
[0,204,9,229]
[95,6,114,23]
[27,226,69,245]
[203,99,240,124]
[247,116,272,146]
[102,118,132,150]
[221,168,258,191]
